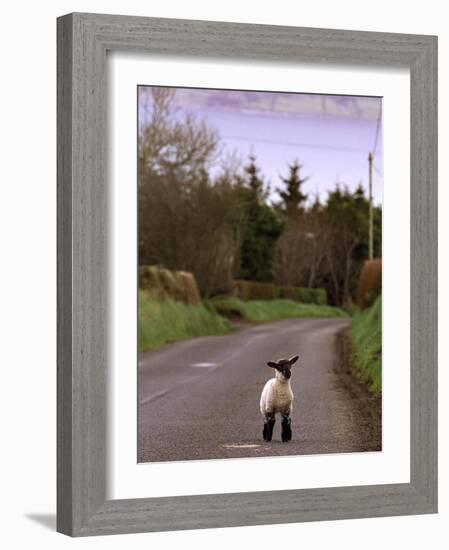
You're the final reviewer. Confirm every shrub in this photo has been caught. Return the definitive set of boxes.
[232,280,280,300]
[297,288,313,303]
[231,280,251,300]
[139,265,162,298]
[139,265,201,305]
[280,287,298,301]
[342,301,360,317]
[232,280,327,305]
[158,269,183,300]
[296,288,327,305]
[176,271,201,305]
[313,288,327,305]
[357,258,382,309]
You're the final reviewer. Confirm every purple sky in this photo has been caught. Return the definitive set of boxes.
[138,87,382,205]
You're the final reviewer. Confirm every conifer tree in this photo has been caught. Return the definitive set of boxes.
[278,160,308,217]
[244,154,267,201]
[237,155,284,281]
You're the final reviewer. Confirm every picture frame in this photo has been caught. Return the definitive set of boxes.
[57,12,437,536]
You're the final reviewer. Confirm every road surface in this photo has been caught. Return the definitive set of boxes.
[138,317,381,462]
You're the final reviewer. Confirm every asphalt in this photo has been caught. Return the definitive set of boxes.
[138,317,381,463]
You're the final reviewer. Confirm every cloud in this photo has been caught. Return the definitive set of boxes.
[142,87,381,121]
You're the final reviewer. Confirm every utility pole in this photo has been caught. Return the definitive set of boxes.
[368,151,373,260]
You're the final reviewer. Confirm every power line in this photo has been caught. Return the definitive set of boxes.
[372,103,382,159]
[222,134,369,154]
[373,163,383,177]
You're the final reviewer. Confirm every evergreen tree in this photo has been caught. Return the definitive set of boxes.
[278,160,309,217]
[353,182,365,205]
[244,155,267,201]
[237,155,284,281]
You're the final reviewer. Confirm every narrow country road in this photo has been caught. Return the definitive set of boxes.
[138,318,381,462]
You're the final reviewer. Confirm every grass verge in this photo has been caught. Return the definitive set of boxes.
[139,290,232,352]
[139,293,348,353]
[350,296,382,394]
[209,296,347,322]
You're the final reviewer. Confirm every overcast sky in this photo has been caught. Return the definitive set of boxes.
[138,86,383,205]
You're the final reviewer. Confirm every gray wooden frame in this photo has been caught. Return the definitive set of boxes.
[57,12,437,537]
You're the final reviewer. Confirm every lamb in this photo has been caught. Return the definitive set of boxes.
[259,355,299,442]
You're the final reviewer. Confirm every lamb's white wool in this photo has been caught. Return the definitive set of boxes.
[259,371,294,416]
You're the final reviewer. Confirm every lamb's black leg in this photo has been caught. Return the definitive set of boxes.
[263,412,275,441]
[281,414,292,442]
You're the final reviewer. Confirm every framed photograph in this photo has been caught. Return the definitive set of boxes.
[57,12,437,536]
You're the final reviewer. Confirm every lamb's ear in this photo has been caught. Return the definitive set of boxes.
[289,355,299,365]
[267,361,278,368]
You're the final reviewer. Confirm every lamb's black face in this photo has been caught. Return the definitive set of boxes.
[267,355,299,378]
[276,360,292,379]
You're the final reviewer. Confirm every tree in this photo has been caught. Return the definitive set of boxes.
[323,185,369,305]
[303,197,329,288]
[244,155,267,201]
[139,166,243,297]
[236,156,284,282]
[138,87,219,183]
[278,160,309,217]
[273,196,327,288]
[138,87,242,297]
[268,158,383,305]
[273,161,312,287]
[273,218,306,287]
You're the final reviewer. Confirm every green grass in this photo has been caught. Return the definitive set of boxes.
[139,291,232,352]
[350,296,382,394]
[209,296,347,322]
[139,292,348,353]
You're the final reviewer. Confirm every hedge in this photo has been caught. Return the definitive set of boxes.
[233,280,327,305]
[356,258,382,309]
[138,265,201,305]
[297,287,327,305]
[279,287,298,301]
[232,280,280,300]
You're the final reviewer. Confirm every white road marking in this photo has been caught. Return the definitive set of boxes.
[190,334,266,369]
[139,389,168,405]
[222,444,261,449]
